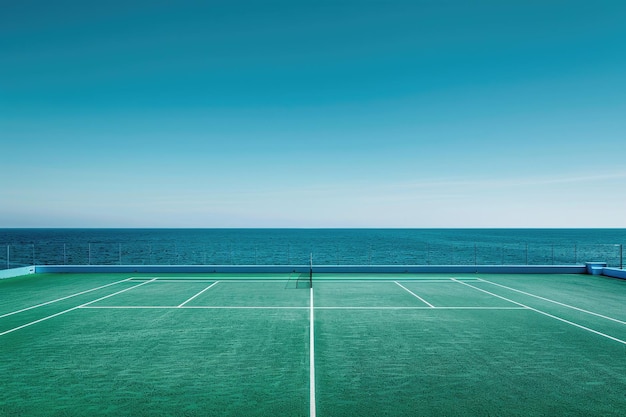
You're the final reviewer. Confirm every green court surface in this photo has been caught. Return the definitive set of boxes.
[1,273,625,416]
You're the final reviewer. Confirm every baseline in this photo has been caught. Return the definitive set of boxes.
[81,305,309,309]
[129,279,214,283]
[316,306,527,310]
[314,279,480,283]
[80,305,526,310]
[135,277,293,283]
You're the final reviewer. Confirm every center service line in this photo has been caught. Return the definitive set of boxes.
[310,286,316,417]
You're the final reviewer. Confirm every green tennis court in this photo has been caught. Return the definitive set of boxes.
[1,273,625,416]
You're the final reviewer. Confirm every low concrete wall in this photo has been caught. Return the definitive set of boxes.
[35,264,587,275]
[314,265,587,274]
[585,262,607,275]
[0,266,36,279]
[35,265,308,274]
[602,268,626,280]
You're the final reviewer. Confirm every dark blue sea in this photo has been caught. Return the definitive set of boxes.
[1,229,625,269]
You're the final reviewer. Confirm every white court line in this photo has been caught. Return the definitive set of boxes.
[213,280,295,284]
[0,278,132,320]
[315,279,480,283]
[129,280,234,283]
[128,279,292,284]
[477,278,626,325]
[316,306,527,310]
[452,279,626,346]
[309,287,316,417]
[81,305,310,309]
[0,279,156,337]
[177,281,220,307]
[149,278,292,282]
[79,305,527,310]
[81,306,181,309]
[151,276,286,279]
[394,279,479,283]
[394,281,435,308]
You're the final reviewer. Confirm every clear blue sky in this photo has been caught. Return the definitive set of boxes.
[1,0,625,227]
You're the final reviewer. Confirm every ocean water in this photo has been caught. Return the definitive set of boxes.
[1,229,625,269]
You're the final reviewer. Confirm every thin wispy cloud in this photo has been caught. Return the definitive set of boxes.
[392,171,626,191]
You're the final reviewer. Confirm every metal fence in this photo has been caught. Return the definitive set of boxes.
[1,242,623,270]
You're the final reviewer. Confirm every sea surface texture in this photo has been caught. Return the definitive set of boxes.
[1,229,625,269]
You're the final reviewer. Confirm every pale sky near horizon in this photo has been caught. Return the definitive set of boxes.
[1,0,625,228]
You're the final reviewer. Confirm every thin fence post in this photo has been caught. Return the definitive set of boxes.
[474,243,477,266]
[525,243,528,265]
